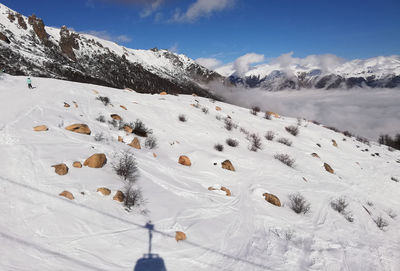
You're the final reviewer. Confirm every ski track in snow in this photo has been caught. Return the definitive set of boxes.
[0,75,399,270]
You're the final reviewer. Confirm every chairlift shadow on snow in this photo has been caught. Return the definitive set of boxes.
[133,221,167,271]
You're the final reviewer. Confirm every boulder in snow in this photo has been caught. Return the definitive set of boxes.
[64,102,70,108]
[160,92,167,95]
[33,125,48,131]
[215,106,222,111]
[110,114,122,121]
[332,139,338,147]
[324,163,334,174]
[72,161,82,168]
[175,231,186,242]
[51,163,68,175]
[65,124,91,135]
[97,187,111,196]
[263,193,281,207]
[178,156,191,166]
[113,191,125,202]
[221,186,232,196]
[221,160,235,171]
[311,153,320,158]
[129,137,141,149]
[84,153,107,168]
[59,191,74,200]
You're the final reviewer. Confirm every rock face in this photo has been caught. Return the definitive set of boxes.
[324,163,334,174]
[65,124,91,135]
[178,155,191,166]
[263,193,281,207]
[52,163,68,175]
[221,160,235,171]
[28,14,47,43]
[16,14,27,30]
[175,231,186,242]
[33,125,48,131]
[84,153,107,168]
[129,137,141,149]
[111,114,122,121]
[59,26,79,61]
[72,161,82,168]
[97,187,111,196]
[59,191,74,200]
[113,191,125,202]
[0,32,10,44]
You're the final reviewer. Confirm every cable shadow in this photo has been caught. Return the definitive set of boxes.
[1,177,269,270]
[133,221,167,271]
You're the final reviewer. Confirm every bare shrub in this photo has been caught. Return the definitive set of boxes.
[374,216,389,230]
[224,118,237,131]
[391,177,399,183]
[325,126,341,133]
[96,115,106,123]
[132,119,152,137]
[193,102,201,108]
[311,120,321,125]
[113,151,138,183]
[265,131,275,141]
[145,135,158,149]
[264,112,272,120]
[124,184,143,210]
[274,153,295,167]
[343,131,353,137]
[96,96,110,106]
[385,209,397,219]
[356,136,370,146]
[297,117,302,126]
[202,107,209,114]
[108,119,120,128]
[277,137,292,146]
[240,127,250,135]
[94,133,106,142]
[178,114,187,122]
[331,197,354,222]
[247,133,262,152]
[288,193,310,214]
[226,138,239,147]
[285,125,299,136]
[250,106,261,115]
[214,144,224,152]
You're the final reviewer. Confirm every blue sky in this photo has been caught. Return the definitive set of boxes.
[2,0,400,66]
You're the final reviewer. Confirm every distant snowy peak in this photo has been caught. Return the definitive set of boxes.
[0,3,222,98]
[219,54,400,90]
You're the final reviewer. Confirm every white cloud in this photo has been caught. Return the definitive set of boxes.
[172,0,234,23]
[195,58,223,70]
[168,43,179,53]
[233,53,265,77]
[82,30,132,43]
[140,0,164,18]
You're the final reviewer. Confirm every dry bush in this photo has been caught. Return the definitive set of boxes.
[288,193,310,214]
[145,135,158,149]
[94,133,106,142]
[240,127,250,135]
[330,197,354,222]
[132,119,152,137]
[250,106,261,115]
[214,144,224,152]
[202,107,209,114]
[224,118,237,131]
[277,137,292,146]
[356,136,370,146]
[96,115,106,123]
[113,151,138,184]
[226,138,239,147]
[247,133,262,152]
[265,131,275,141]
[285,125,299,136]
[274,153,295,167]
[124,184,143,210]
[96,96,110,106]
[374,216,389,230]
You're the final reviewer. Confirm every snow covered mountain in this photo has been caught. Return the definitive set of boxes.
[0,3,222,98]
[221,55,400,91]
[1,74,399,270]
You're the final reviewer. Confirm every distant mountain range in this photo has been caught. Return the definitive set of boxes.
[0,3,222,98]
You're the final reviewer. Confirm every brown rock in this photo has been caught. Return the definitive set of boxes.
[0,32,10,44]
[262,193,281,207]
[215,106,222,111]
[175,231,186,242]
[221,160,235,171]
[7,13,15,23]
[59,191,74,200]
[93,90,99,94]
[64,102,70,108]
[332,139,338,147]
[120,105,127,110]
[59,25,79,60]
[266,111,280,118]
[160,92,167,95]
[324,163,334,174]
[208,187,218,191]
[65,124,91,135]
[28,14,47,42]
[118,136,124,142]
[129,137,141,149]
[192,93,197,96]
[111,114,122,121]
[83,153,107,168]
[221,186,232,196]
[311,153,320,158]
[178,155,191,166]
[113,191,125,202]
[123,125,133,133]
[153,153,157,158]
[73,101,78,108]
[16,14,27,30]
[72,161,82,168]
[97,187,111,196]
[51,163,68,175]
[33,125,48,131]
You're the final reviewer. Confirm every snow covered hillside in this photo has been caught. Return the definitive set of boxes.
[0,3,221,98]
[0,74,399,271]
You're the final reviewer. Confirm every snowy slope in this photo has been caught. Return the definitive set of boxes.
[0,74,399,270]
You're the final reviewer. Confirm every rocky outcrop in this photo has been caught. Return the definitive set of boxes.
[0,33,10,44]
[84,153,107,168]
[178,155,191,166]
[65,124,91,135]
[16,13,27,30]
[175,231,186,242]
[59,26,79,61]
[221,160,235,171]
[263,193,281,207]
[33,125,48,131]
[28,14,47,42]
[59,190,74,200]
[52,163,68,175]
